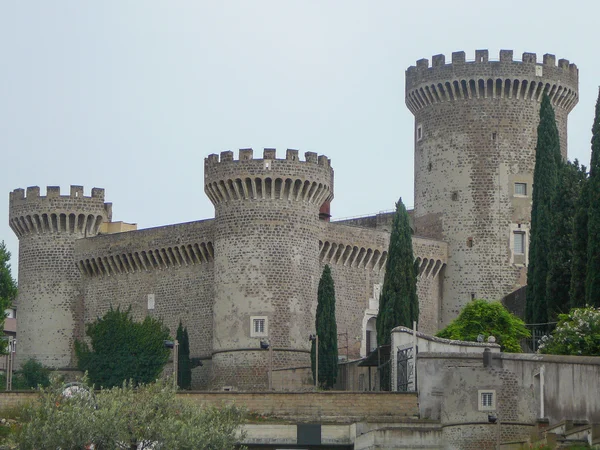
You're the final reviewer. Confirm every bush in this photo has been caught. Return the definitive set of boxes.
[436,300,530,352]
[17,376,246,449]
[538,306,600,356]
[75,307,171,388]
[0,359,51,391]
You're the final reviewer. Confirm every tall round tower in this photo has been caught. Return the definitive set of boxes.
[205,148,333,390]
[405,49,578,325]
[9,186,112,368]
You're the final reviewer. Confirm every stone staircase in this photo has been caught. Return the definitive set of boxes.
[528,420,600,448]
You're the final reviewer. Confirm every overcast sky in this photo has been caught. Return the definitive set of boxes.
[1,1,599,277]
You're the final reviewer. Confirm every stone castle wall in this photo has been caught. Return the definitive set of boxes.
[74,219,215,387]
[8,186,112,369]
[407,49,578,325]
[205,148,334,390]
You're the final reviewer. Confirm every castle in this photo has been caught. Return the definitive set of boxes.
[8,49,579,390]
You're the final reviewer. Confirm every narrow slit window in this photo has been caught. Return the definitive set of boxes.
[514,231,526,255]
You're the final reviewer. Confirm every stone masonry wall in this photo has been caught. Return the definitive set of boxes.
[75,219,215,388]
[407,50,578,325]
[205,149,333,390]
[9,186,112,369]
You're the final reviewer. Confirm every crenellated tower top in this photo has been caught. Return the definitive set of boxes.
[405,49,579,115]
[9,185,112,239]
[204,148,334,208]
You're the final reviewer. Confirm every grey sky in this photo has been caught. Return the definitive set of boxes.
[1,1,598,276]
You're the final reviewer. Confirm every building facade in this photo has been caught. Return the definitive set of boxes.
[8,49,578,389]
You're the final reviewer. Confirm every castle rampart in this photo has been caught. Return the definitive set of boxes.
[206,148,333,390]
[74,219,216,387]
[9,186,112,369]
[407,49,578,325]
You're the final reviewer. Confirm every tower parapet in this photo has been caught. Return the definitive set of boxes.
[9,185,112,369]
[406,49,578,117]
[205,148,333,390]
[406,50,578,326]
[204,148,333,208]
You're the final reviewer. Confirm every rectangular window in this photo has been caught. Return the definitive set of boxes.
[417,124,423,141]
[250,316,268,337]
[514,182,527,196]
[514,231,526,255]
[481,392,493,407]
[254,319,265,334]
[478,390,496,411]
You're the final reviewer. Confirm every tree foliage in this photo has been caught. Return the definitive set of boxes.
[586,88,600,307]
[377,197,418,346]
[539,306,600,356]
[17,376,246,449]
[0,359,51,391]
[526,94,562,325]
[177,321,192,390]
[546,160,587,321]
[311,265,338,389]
[436,300,530,353]
[0,241,17,353]
[570,172,590,308]
[75,307,171,388]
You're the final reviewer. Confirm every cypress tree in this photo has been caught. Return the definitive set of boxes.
[311,265,338,389]
[586,88,600,306]
[176,321,192,390]
[376,197,419,347]
[526,94,562,325]
[570,174,589,308]
[546,160,586,320]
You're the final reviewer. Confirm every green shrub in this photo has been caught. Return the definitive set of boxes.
[538,306,600,356]
[436,300,530,352]
[75,306,171,388]
[18,376,246,449]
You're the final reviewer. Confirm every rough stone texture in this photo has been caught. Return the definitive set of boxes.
[74,220,215,373]
[8,186,112,368]
[205,150,334,390]
[407,50,578,325]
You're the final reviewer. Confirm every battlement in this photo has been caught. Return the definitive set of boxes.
[407,49,578,75]
[205,148,331,167]
[10,185,106,203]
[405,49,579,114]
[9,185,112,239]
[204,148,334,207]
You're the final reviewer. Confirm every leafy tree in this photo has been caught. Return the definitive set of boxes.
[17,358,51,389]
[587,88,600,307]
[17,376,246,449]
[436,300,530,353]
[75,307,171,388]
[377,197,418,346]
[538,306,600,356]
[526,94,562,325]
[177,321,192,390]
[0,241,17,351]
[546,160,586,321]
[311,265,338,389]
[570,173,590,308]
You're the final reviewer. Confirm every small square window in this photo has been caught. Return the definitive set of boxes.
[515,183,527,196]
[250,316,268,337]
[478,389,496,411]
[514,231,526,255]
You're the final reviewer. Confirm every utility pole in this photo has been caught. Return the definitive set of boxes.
[309,334,319,388]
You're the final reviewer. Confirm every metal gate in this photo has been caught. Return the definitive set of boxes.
[397,345,417,392]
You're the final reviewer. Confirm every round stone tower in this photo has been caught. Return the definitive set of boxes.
[9,186,112,368]
[205,148,333,390]
[405,49,579,325]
